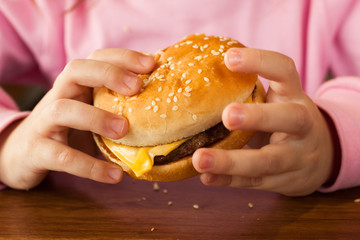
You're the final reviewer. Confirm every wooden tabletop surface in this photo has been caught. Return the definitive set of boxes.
[0,171,359,240]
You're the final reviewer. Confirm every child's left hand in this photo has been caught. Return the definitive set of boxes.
[192,48,335,196]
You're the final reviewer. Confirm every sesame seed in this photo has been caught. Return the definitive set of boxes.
[220,45,225,49]
[188,63,194,66]
[174,44,179,48]
[193,204,200,209]
[172,106,179,111]
[177,88,183,93]
[194,56,202,61]
[158,86,162,92]
[227,40,238,45]
[204,77,210,82]
[167,57,173,61]
[152,100,156,106]
[203,55,208,58]
[155,97,161,102]
[177,61,182,65]
[182,73,186,78]
[145,106,151,110]
[185,79,192,85]
[128,108,133,113]
[167,98,171,103]
[160,114,167,118]
[186,40,193,45]
[113,97,119,102]
[192,114,198,121]
[173,96,178,102]
[185,86,192,92]
[200,46,204,52]
[204,37,209,40]
[153,105,159,112]
[168,92,175,97]
[170,73,175,77]
[211,50,220,55]
[153,182,160,191]
[184,92,191,97]
[203,44,209,48]
[193,44,199,48]
[219,48,224,52]
[198,69,202,74]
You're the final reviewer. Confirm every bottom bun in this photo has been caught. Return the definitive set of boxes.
[94,80,265,182]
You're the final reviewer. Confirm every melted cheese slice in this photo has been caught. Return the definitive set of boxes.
[101,137,186,177]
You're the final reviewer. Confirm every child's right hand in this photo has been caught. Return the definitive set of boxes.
[0,49,155,190]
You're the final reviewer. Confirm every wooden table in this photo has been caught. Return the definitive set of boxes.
[0,172,359,239]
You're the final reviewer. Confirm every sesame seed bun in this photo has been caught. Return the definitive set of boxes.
[93,34,265,181]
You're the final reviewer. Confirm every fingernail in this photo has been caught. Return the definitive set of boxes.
[139,55,154,68]
[110,118,127,137]
[199,152,214,170]
[226,48,243,66]
[108,167,122,181]
[202,173,218,185]
[123,73,139,90]
[228,107,244,128]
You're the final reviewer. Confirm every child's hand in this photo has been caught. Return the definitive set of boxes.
[192,48,334,196]
[0,49,155,190]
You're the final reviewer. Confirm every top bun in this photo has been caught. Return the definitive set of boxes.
[93,34,257,147]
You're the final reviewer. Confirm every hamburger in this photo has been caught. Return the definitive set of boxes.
[93,34,265,181]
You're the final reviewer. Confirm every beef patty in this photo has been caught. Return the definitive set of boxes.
[154,122,230,165]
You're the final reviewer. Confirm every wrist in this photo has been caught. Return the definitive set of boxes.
[319,109,341,187]
[0,119,23,184]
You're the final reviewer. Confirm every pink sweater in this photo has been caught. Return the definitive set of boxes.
[1,0,359,192]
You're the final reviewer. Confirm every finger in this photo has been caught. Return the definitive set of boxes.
[222,102,313,135]
[54,59,142,99]
[40,98,128,139]
[225,48,303,99]
[203,172,315,196]
[88,48,155,74]
[200,173,263,188]
[34,139,123,184]
[192,145,299,177]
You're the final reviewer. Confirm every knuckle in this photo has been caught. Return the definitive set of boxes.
[87,49,103,59]
[88,160,98,180]
[283,56,298,77]
[259,148,281,175]
[57,148,74,168]
[102,64,119,86]
[223,151,236,173]
[293,104,313,132]
[48,99,67,122]
[64,59,81,73]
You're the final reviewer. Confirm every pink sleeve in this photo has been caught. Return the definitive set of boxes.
[315,1,360,192]
[0,8,34,189]
[315,77,360,192]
